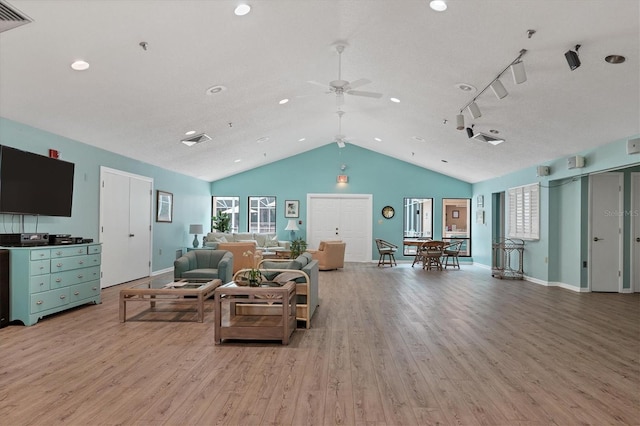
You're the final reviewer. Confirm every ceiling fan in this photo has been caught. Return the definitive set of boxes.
[333,109,349,148]
[309,44,383,106]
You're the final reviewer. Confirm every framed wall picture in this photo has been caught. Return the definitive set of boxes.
[477,195,484,208]
[452,210,460,219]
[156,190,173,222]
[285,200,299,218]
[477,210,485,224]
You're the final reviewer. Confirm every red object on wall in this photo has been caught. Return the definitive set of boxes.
[49,149,59,159]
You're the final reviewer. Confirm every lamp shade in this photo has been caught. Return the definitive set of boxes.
[189,224,203,234]
[284,219,299,231]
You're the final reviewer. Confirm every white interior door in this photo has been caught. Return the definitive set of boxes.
[307,194,372,262]
[99,167,152,288]
[632,173,640,292]
[589,172,623,292]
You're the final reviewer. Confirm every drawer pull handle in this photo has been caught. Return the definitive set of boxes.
[39,266,44,270]
[77,275,83,279]
[92,287,98,291]
[77,249,84,254]
[56,278,62,283]
[56,263,63,267]
[56,251,62,255]
[59,295,66,300]
[78,261,84,265]
[74,291,80,296]
[39,282,44,286]
[36,300,43,305]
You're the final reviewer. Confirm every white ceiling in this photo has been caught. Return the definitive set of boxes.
[0,0,638,183]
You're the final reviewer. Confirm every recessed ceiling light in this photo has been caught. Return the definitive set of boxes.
[256,137,269,143]
[390,97,400,103]
[374,137,382,142]
[185,130,196,136]
[455,83,476,92]
[234,159,242,163]
[430,1,447,12]
[71,60,90,71]
[234,4,251,16]
[298,138,306,142]
[279,98,289,105]
[605,55,626,64]
[206,85,227,95]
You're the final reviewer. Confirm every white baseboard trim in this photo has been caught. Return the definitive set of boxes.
[473,262,492,270]
[524,276,587,292]
[152,267,173,276]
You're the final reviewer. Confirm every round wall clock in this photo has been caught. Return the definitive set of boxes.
[382,205,395,219]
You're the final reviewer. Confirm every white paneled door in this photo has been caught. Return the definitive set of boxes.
[99,167,152,288]
[589,172,623,292]
[632,173,640,292]
[307,194,372,262]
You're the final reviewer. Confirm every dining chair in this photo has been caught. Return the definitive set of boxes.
[421,240,444,270]
[442,240,463,269]
[375,239,398,267]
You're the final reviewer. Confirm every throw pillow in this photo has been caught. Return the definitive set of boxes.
[274,271,302,284]
[215,236,228,243]
[253,233,267,248]
[265,234,279,248]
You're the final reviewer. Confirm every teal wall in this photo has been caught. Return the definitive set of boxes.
[211,143,472,260]
[472,135,640,289]
[0,118,211,272]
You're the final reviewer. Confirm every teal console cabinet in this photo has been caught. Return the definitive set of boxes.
[5,244,101,326]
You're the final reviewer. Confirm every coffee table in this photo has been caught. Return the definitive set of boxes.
[214,281,296,345]
[119,278,222,323]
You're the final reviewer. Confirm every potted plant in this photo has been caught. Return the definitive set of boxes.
[240,250,262,286]
[211,212,231,233]
[290,237,307,258]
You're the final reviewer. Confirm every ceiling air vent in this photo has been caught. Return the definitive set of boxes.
[472,132,505,146]
[0,1,33,33]
[181,133,212,147]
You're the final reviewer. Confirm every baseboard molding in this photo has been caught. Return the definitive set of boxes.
[524,276,587,292]
[152,267,173,276]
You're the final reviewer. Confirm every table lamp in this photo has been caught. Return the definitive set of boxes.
[284,219,299,240]
[189,224,204,248]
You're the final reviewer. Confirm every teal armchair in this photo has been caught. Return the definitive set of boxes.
[174,250,233,283]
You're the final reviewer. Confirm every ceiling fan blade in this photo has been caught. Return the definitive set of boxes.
[347,90,383,98]
[347,78,371,90]
[307,80,330,89]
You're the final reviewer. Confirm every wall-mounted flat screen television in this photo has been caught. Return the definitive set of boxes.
[0,145,75,217]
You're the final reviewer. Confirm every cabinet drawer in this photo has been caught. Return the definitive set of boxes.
[51,255,94,272]
[30,249,51,261]
[30,288,69,313]
[88,245,101,255]
[87,253,101,267]
[69,280,100,302]
[51,266,100,289]
[30,259,51,276]
[30,275,51,293]
[51,246,88,258]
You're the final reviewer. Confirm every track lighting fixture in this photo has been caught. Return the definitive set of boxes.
[467,102,482,119]
[456,49,527,131]
[466,125,474,139]
[490,79,508,99]
[565,44,581,70]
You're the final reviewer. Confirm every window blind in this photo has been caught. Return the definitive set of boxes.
[508,183,539,240]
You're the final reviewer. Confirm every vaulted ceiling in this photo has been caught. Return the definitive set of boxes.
[0,0,638,183]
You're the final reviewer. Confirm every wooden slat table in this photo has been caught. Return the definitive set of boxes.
[214,281,296,345]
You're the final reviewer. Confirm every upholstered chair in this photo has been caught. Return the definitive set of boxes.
[174,249,233,283]
[308,241,346,271]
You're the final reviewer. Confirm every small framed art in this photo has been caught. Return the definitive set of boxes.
[156,190,173,223]
[285,200,299,218]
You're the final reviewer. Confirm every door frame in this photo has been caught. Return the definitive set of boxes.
[99,166,154,285]
[631,172,640,292]
[588,172,623,292]
[306,193,373,262]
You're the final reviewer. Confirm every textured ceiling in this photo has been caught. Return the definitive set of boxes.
[0,0,638,183]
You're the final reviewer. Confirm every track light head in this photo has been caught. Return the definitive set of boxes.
[466,127,474,138]
[490,79,508,99]
[467,102,481,119]
[456,114,465,130]
[511,60,527,84]
[565,45,581,70]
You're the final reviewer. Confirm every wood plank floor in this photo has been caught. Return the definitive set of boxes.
[0,263,638,425]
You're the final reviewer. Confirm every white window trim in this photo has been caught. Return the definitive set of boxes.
[507,183,540,240]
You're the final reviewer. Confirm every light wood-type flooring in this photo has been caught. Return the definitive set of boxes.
[0,263,638,425]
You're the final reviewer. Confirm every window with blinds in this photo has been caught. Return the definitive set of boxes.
[508,183,539,240]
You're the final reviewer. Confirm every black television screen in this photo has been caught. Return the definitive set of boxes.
[0,145,75,217]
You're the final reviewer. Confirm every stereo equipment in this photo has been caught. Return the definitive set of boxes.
[0,233,49,247]
[567,155,585,169]
[81,238,94,244]
[536,166,550,177]
[627,137,640,155]
[49,234,73,245]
